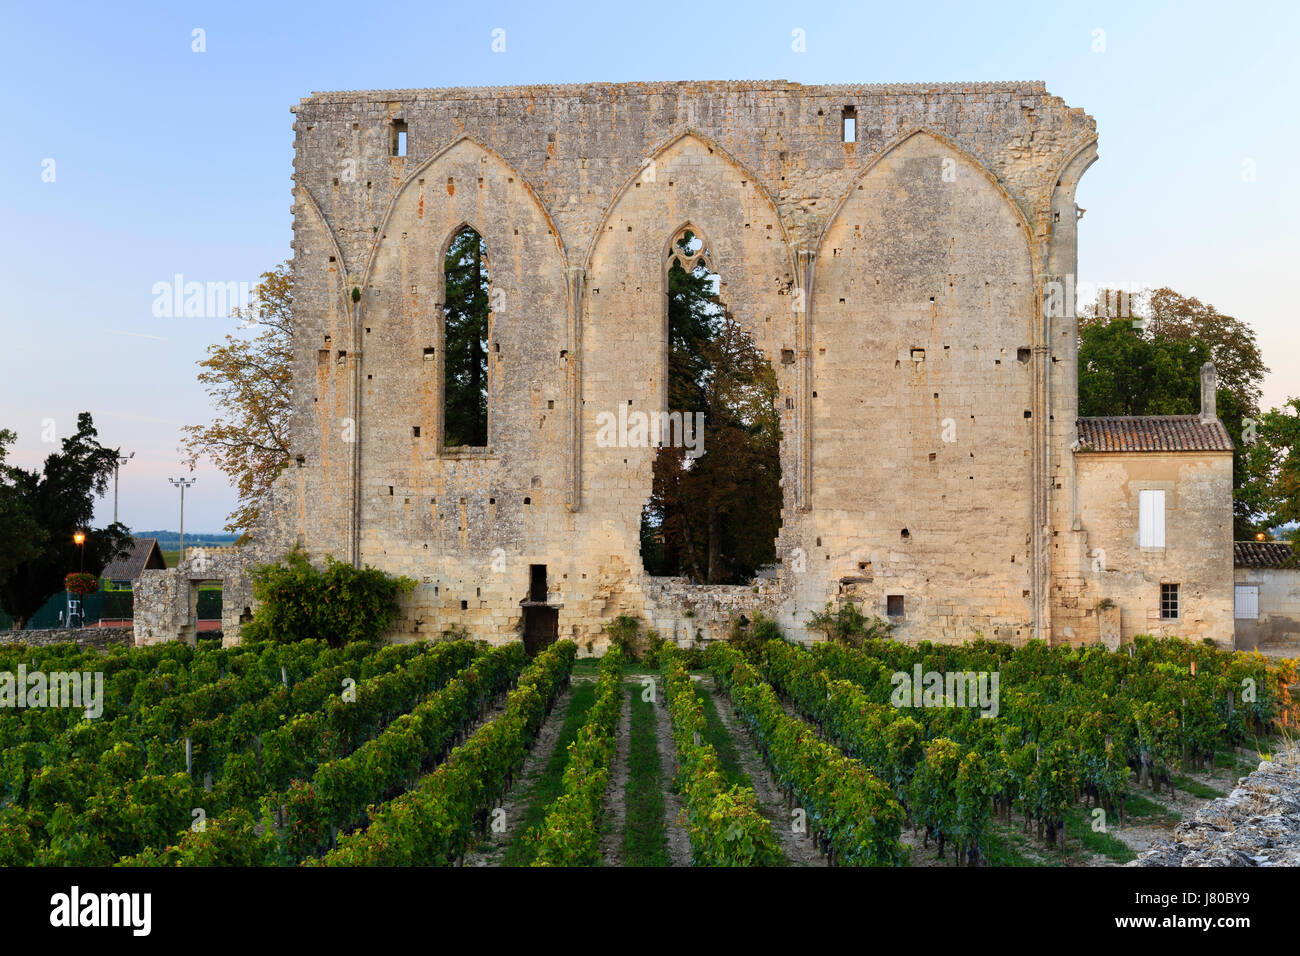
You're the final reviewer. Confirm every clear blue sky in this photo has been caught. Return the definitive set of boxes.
[1,0,1296,533]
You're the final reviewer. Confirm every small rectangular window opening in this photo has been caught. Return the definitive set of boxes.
[392,120,408,157]
[1160,583,1179,620]
[887,594,904,617]
[842,106,856,143]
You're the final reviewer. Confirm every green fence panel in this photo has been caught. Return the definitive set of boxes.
[27,591,106,629]
[196,589,223,620]
[3,583,217,631]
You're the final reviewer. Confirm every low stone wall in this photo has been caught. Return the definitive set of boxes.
[0,627,133,650]
[1128,747,1300,866]
[644,576,783,646]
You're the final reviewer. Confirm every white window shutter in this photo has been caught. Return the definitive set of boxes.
[1235,585,1259,620]
[1140,490,1165,548]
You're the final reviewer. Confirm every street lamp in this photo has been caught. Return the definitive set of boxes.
[168,477,197,563]
[73,531,85,571]
[113,452,134,525]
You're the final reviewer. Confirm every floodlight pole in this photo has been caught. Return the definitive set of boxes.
[113,452,134,525]
[168,477,197,562]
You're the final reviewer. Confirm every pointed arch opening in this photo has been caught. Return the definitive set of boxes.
[639,227,784,583]
[441,224,491,450]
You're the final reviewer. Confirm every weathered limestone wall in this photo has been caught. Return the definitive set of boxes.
[1073,452,1235,646]
[137,80,1151,651]
[643,577,784,650]
[356,135,571,643]
[1044,145,1100,648]
[801,131,1037,644]
[1234,567,1300,651]
[271,80,1100,652]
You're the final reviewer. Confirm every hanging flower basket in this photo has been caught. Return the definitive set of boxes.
[64,572,100,596]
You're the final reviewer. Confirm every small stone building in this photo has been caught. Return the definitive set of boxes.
[1233,541,1300,652]
[1068,366,1235,647]
[135,80,1241,651]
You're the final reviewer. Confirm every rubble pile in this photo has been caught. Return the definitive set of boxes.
[1129,749,1300,866]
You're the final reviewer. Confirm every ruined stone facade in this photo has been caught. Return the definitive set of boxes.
[135,547,255,646]
[136,80,1239,652]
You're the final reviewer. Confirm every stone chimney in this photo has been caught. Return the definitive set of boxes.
[1200,362,1218,423]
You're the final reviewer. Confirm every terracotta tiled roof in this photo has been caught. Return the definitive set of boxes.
[1234,541,1299,570]
[1075,416,1234,453]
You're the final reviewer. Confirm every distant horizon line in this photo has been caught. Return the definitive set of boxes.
[132,530,242,540]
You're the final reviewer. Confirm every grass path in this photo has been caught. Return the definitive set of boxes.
[695,683,749,787]
[622,685,670,866]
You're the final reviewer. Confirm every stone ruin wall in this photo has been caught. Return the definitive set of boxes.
[142,80,1108,653]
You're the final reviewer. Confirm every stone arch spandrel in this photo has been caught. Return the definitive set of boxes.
[578,132,800,569]
[804,129,1038,639]
[363,135,567,287]
[360,137,569,560]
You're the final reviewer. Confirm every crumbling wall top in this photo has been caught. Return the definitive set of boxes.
[294,79,1056,107]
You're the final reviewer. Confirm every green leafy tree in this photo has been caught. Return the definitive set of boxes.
[1080,288,1271,537]
[1143,288,1267,415]
[642,233,782,583]
[1078,319,1208,416]
[443,227,490,448]
[182,264,293,534]
[0,414,133,628]
[1239,398,1300,531]
[0,430,45,602]
[242,548,416,647]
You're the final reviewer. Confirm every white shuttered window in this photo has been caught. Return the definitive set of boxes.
[1235,585,1259,620]
[1139,490,1165,548]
